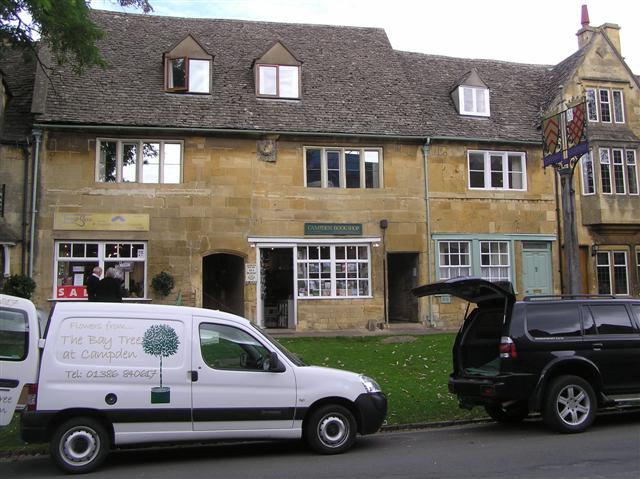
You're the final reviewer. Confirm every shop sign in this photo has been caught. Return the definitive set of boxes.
[245,263,257,283]
[304,223,362,236]
[54,212,149,231]
[57,285,88,299]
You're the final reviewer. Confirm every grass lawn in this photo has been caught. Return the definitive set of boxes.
[279,333,480,425]
[0,333,484,452]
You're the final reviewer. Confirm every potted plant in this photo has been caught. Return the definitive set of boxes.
[151,271,174,297]
[2,274,36,299]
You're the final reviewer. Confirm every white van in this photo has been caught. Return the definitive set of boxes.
[0,294,387,474]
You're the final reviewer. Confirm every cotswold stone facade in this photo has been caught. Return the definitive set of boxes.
[1,8,637,330]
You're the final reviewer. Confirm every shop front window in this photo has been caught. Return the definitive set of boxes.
[54,241,147,300]
[296,245,370,298]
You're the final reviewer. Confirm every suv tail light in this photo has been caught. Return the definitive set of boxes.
[499,336,517,359]
[26,383,38,412]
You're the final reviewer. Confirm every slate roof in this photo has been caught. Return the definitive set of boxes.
[34,10,422,137]
[0,48,37,144]
[398,51,550,142]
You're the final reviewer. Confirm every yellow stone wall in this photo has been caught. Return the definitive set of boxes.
[0,143,28,283]
[422,140,560,329]
[31,132,427,330]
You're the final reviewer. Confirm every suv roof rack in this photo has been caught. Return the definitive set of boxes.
[523,294,617,301]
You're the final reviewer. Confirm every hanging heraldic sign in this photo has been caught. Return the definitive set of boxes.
[543,103,588,167]
[304,223,363,236]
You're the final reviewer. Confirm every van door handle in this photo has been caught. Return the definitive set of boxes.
[189,371,199,382]
[592,343,603,351]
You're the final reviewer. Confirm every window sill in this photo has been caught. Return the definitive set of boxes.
[297,295,373,300]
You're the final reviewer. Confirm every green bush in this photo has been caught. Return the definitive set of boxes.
[2,274,36,299]
[151,271,174,297]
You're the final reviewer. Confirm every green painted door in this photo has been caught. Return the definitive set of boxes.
[522,249,552,296]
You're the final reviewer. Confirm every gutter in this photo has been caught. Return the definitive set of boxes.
[32,123,428,142]
[32,123,542,146]
[20,141,30,273]
[28,130,42,278]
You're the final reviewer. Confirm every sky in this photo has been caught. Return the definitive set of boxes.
[92,0,640,72]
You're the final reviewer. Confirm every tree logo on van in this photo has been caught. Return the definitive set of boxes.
[142,324,180,404]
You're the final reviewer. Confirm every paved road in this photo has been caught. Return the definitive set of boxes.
[2,412,639,478]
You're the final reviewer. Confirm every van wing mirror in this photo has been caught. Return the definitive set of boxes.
[267,351,286,373]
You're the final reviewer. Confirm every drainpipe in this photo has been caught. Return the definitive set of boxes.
[20,141,31,274]
[28,129,42,278]
[422,139,435,327]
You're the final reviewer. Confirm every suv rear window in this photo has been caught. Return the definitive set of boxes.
[526,303,581,338]
[583,304,636,335]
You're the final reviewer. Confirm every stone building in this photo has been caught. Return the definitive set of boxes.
[1,8,636,330]
[543,6,640,297]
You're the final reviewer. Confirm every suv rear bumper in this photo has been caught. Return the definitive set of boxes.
[448,373,535,407]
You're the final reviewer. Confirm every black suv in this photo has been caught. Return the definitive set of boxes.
[414,277,640,433]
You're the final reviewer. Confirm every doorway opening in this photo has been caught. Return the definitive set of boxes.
[260,248,294,329]
[387,253,419,323]
[202,253,245,316]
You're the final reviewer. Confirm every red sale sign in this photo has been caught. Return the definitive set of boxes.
[57,286,88,299]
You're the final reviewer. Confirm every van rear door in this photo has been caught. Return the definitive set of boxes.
[0,294,40,426]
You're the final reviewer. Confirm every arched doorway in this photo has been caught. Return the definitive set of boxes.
[202,253,245,316]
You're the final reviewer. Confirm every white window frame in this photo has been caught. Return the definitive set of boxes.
[96,139,183,184]
[459,86,490,117]
[304,147,383,189]
[599,148,612,194]
[479,241,511,282]
[612,89,625,124]
[438,241,471,279]
[612,148,626,195]
[467,150,527,191]
[626,150,638,195]
[598,89,612,123]
[295,244,371,299]
[53,240,148,300]
[585,88,599,122]
[580,151,596,195]
[256,64,300,99]
[596,251,612,295]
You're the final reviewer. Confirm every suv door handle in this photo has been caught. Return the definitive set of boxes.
[592,343,604,351]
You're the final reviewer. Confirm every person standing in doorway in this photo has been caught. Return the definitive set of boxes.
[97,267,123,302]
[86,266,102,301]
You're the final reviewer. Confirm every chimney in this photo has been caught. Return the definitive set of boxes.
[576,5,595,49]
[600,23,622,55]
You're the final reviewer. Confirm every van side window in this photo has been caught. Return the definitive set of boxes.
[633,306,640,328]
[0,308,29,361]
[588,305,636,335]
[199,323,270,371]
[526,304,581,337]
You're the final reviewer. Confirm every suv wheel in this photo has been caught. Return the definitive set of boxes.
[484,402,529,423]
[543,375,596,433]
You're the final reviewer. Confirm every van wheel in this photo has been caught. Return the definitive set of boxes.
[543,375,596,433]
[51,417,110,474]
[304,404,356,454]
[484,402,529,423]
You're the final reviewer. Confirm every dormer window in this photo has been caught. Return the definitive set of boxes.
[451,69,490,117]
[460,86,490,116]
[257,64,300,98]
[164,35,213,94]
[167,58,211,93]
[254,41,302,99]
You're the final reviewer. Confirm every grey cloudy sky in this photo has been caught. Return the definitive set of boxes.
[93,0,640,72]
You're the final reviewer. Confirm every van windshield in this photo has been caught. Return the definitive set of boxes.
[250,324,306,367]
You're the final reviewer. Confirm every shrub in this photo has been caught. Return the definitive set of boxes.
[2,274,36,299]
